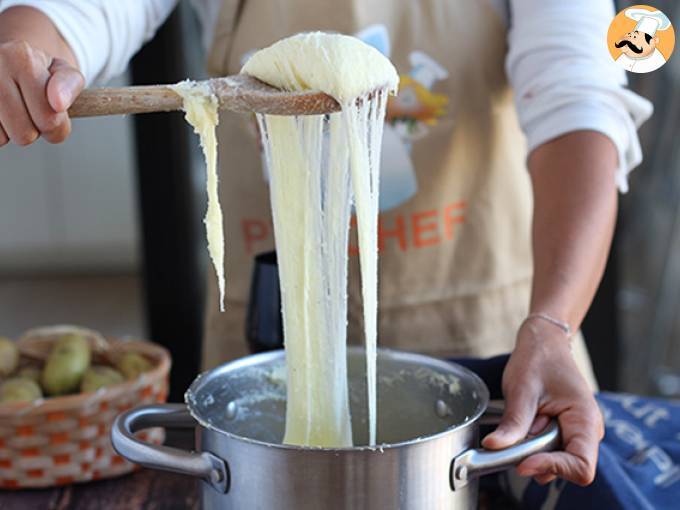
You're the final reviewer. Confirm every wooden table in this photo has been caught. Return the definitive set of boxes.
[0,472,517,510]
[0,430,200,510]
[0,470,200,510]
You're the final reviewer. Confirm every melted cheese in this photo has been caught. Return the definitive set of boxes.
[245,32,397,447]
[242,32,398,103]
[171,81,225,312]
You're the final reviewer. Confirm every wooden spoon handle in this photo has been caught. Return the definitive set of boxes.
[68,85,183,118]
[68,76,343,118]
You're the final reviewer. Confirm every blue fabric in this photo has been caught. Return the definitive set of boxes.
[450,356,680,509]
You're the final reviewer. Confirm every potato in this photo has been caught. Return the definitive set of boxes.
[80,365,124,393]
[0,377,42,403]
[0,337,19,377]
[116,352,153,380]
[17,365,42,384]
[41,334,91,396]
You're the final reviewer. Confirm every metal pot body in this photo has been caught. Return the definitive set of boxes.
[112,348,559,510]
[198,413,478,509]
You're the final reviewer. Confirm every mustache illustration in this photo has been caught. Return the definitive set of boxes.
[615,39,644,54]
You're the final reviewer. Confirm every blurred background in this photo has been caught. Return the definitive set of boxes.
[616,0,680,397]
[0,0,678,400]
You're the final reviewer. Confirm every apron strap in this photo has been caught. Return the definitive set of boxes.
[206,0,245,76]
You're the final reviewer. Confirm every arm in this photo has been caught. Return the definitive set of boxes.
[528,131,618,331]
[0,6,83,146]
[481,0,654,486]
[483,131,616,486]
[0,0,176,147]
[503,0,652,192]
[0,6,76,65]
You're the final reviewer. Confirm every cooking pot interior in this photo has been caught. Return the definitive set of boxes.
[186,348,488,447]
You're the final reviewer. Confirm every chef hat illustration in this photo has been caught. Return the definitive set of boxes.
[625,8,672,37]
[409,51,448,89]
[355,24,391,58]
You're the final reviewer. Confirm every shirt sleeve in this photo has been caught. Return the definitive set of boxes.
[507,0,654,192]
[0,0,178,85]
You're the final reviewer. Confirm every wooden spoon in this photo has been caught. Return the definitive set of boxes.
[68,74,341,118]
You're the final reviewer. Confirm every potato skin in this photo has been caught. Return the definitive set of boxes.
[0,337,19,377]
[41,334,91,396]
[80,365,125,393]
[0,377,43,403]
[116,352,153,380]
[17,365,42,384]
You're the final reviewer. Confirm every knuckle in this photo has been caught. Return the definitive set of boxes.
[7,40,33,63]
[503,412,527,429]
[18,54,37,77]
[15,129,39,146]
[503,379,529,399]
[587,405,606,438]
[574,460,597,486]
[575,469,596,487]
[39,113,62,133]
[597,416,606,439]
[2,41,46,78]
[47,124,70,144]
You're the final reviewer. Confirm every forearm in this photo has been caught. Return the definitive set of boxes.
[528,130,619,332]
[484,130,612,484]
[0,6,77,67]
[0,0,177,85]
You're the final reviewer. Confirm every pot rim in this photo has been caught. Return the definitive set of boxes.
[185,347,490,452]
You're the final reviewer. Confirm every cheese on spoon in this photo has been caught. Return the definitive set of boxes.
[242,32,398,103]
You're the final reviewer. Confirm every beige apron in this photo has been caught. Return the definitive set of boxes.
[201,0,596,387]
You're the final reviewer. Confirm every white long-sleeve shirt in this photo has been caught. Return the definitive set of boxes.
[0,0,653,191]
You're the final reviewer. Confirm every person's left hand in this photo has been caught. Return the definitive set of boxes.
[482,319,605,486]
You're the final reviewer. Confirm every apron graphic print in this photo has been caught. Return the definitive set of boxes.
[241,24,452,212]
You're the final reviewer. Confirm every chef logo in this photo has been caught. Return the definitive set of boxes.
[608,5,675,74]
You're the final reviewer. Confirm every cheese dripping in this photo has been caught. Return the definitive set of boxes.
[171,81,225,312]
[243,32,398,447]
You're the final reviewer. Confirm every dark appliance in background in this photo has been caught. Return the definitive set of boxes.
[131,8,205,402]
[246,251,284,353]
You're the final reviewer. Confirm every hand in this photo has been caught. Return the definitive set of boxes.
[482,319,605,486]
[0,39,83,147]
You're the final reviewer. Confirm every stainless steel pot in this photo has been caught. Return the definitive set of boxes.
[112,348,559,509]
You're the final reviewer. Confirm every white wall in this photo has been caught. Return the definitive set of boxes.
[0,77,139,274]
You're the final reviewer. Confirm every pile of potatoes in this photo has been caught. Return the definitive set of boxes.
[0,334,153,404]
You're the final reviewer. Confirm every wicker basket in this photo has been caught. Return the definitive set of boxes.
[0,326,171,489]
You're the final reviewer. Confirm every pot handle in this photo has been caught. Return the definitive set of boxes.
[111,403,229,493]
[450,402,561,490]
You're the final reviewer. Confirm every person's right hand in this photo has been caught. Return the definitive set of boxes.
[0,40,84,148]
